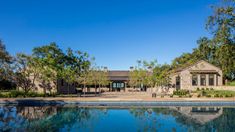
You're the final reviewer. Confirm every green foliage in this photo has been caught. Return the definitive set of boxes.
[0,39,13,81]
[13,53,39,94]
[0,90,53,98]
[197,89,235,98]
[227,81,235,86]
[173,90,189,96]
[171,0,235,80]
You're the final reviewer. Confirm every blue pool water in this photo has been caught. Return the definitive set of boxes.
[0,105,235,131]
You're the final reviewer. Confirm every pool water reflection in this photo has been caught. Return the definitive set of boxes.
[0,105,235,131]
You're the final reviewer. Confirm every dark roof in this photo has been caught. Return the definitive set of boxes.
[189,70,219,74]
[108,71,129,81]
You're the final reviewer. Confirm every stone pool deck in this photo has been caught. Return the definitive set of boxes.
[0,92,235,106]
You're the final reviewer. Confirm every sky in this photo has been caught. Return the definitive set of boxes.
[0,0,218,70]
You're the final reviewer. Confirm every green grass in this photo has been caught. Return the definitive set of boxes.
[0,90,53,98]
[227,81,235,86]
[197,89,235,98]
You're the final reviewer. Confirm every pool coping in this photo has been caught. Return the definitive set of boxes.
[1,99,235,107]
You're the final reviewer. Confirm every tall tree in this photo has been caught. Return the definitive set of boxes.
[0,39,12,80]
[13,53,39,95]
[206,0,235,80]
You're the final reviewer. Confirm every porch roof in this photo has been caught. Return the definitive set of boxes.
[189,70,218,74]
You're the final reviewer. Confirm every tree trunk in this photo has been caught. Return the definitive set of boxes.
[99,84,101,95]
[83,83,86,97]
[95,84,97,96]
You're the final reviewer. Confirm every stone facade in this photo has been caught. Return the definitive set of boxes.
[170,60,223,91]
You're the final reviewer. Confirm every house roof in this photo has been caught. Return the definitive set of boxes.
[108,71,130,81]
[189,70,218,74]
[171,60,221,74]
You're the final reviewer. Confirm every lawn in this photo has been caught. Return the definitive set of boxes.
[227,81,235,86]
[198,89,235,97]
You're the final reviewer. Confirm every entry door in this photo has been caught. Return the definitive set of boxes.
[176,76,181,90]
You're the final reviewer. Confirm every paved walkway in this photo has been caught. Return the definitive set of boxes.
[1,92,235,102]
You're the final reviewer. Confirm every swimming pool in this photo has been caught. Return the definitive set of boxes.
[0,104,235,131]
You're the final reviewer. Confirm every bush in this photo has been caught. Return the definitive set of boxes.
[189,95,192,98]
[197,94,201,98]
[0,90,52,98]
[225,94,232,98]
[202,90,207,96]
[170,95,173,98]
[196,88,200,91]
[214,94,219,97]
[201,88,205,91]
[173,90,189,96]
[8,90,25,98]
[206,95,211,98]
[206,88,209,91]
[210,88,214,91]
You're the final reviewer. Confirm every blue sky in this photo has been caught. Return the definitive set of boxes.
[0,0,218,70]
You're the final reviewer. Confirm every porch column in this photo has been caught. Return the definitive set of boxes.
[109,82,112,91]
[214,74,217,86]
[197,74,201,86]
[206,74,209,86]
[124,82,127,92]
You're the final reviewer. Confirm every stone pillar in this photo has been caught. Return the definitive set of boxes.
[214,74,217,86]
[109,82,112,92]
[197,74,200,86]
[206,74,209,86]
[124,82,127,92]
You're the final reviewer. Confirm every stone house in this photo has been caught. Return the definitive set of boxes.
[170,60,223,91]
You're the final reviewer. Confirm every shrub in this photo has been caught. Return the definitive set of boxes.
[206,95,211,98]
[201,88,205,91]
[189,95,192,98]
[196,88,200,91]
[170,95,173,98]
[9,90,25,98]
[214,94,219,97]
[173,90,189,96]
[202,90,207,96]
[179,95,182,98]
[225,94,232,98]
[210,88,214,91]
[161,95,164,98]
[0,90,53,98]
[197,94,201,98]
[206,88,209,91]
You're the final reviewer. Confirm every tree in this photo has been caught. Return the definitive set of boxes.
[32,43,92,94]
[153,64,171,94]
[206,0,235,80]
[0,39,12,80]
[32,43,65,93]
[13,53,39,95]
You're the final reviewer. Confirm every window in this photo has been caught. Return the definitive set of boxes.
[121,83,124,88]
[192,74,198,86]
[209,74,214,86]
[113,83,116,88]
[176,76,180,85]
[200,74,206,86]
